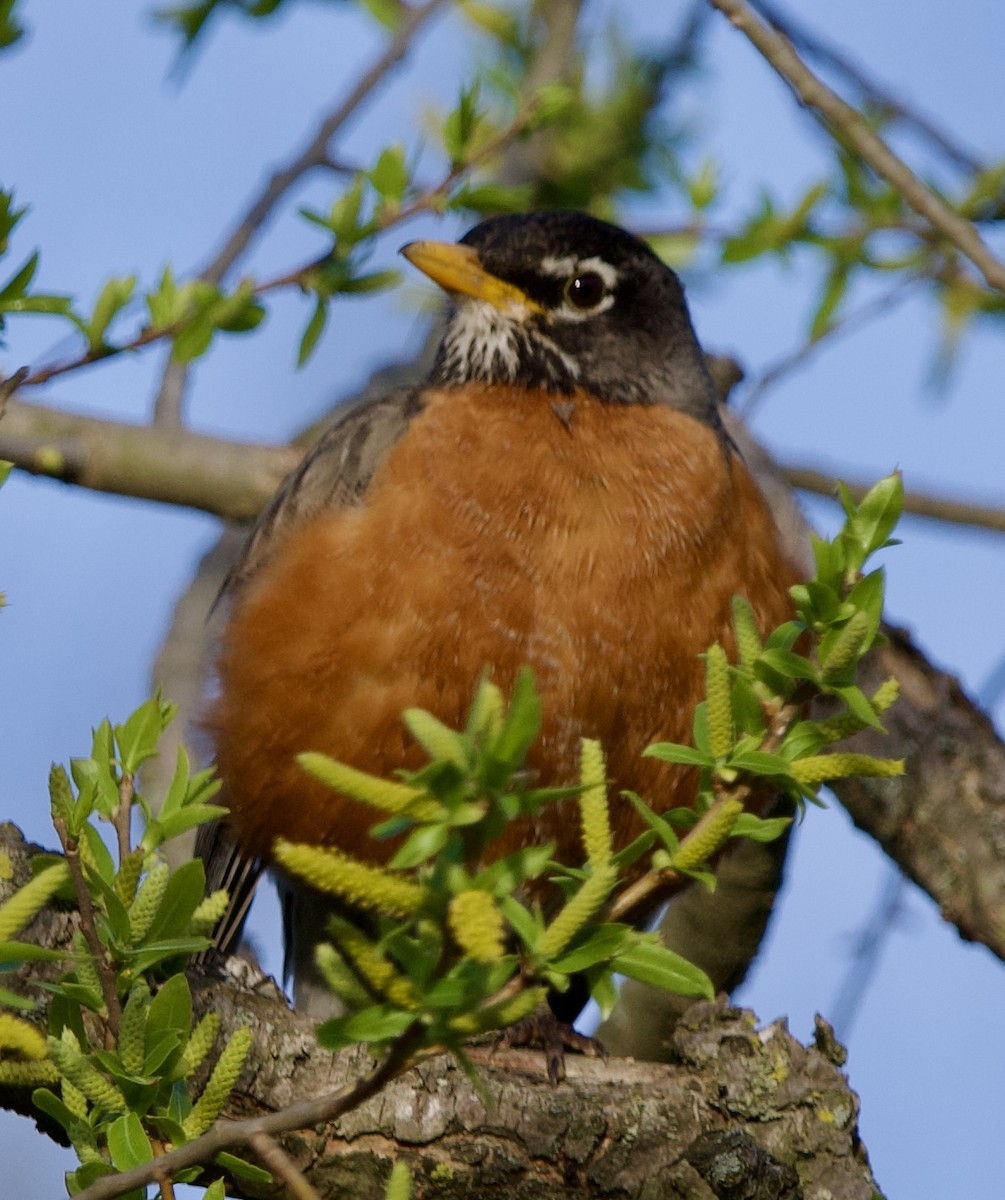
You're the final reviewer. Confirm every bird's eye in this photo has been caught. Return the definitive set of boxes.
[564,271,607,310]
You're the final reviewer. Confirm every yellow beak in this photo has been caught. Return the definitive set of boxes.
[399,240,544,315]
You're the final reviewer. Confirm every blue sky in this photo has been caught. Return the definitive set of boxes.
[3,3,1004,1195]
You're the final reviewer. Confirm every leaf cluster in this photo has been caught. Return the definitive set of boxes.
[276,670,715,1065]
[648,473,905,844]
[0,698,257,1197]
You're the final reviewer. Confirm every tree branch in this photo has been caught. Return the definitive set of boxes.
[707,0,1005,293]
[780,461,1005,536]
[0,396,296,520]
[748,0,986,174]
[0,821,878,1200]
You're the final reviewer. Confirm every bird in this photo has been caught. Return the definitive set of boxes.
[202,209,801,1022]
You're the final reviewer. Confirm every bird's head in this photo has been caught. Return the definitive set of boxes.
[400,210,722,424]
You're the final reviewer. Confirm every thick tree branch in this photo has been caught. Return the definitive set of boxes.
[0,396,296,519]
[707,0,1005,293]
[831,629,1005,961]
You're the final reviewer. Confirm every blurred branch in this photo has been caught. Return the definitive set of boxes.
[707,0,1005,293]
[0,396,295,519]
[781,462,1005,536]
[741,278,917,415]
[152,0,449,427]
[749,0,985,174]
[830,628,1005,963]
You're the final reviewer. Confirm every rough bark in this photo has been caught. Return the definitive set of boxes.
[1,823,879,1200]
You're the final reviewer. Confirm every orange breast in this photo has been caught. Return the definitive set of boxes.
[209,384,799,874]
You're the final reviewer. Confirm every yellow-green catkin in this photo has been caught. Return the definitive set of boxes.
[0,861,70,943]
[191,889,229,935]
[182,1025,252,1139]
[820,610,872,683]
[62,1076,89,1120]
[731,595,763,672]
[179,1011,221,1078]
[673,798,744,872]
[0,1059,59,1086]
[705,643,734,760]
[296,753,439,820]
[48,1030,126,1113]
[0,1012,49,1060]
[274,841,427,918]
[537,865,616,960]
[71,930,104,1007]
[448,890,506,964]
[128,861,170,942]
[790,754,904,788]
[578,738,612,867]
[115,848,145,906]
[871,677,900,714]
[329,917,417,1009]
[48,763,74,823]
[118,980,151,1075]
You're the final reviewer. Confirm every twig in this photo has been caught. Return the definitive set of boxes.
[748,0,985,174]
[201,0,448,290]
[114,776,134,866]
[706,0,1005,294]
[781,463,1005,536]
[740,276,917,415]
[248,1132,323,1200]
[149,0,447,425]
[74,1028,426,1200]
[51,817,123,1040]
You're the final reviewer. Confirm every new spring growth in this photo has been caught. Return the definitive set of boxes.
[448,889,506,963]
[672,798,744,874]
[447,983,548,1036]
[128,861,170,942]
[536,864,617,960]
[0,1011,58,1089]
[48,1028,126,1114]
[790,753,904,788]
[274,841,428,919]
[814,678,900,744]
[297,751,443,822]
[327,914,418,1009]
[731,595,763,673]
[118,980,151,1075]
[0,859,69,942]
[182,1025,252,1139]
[705,643,733,760]
[820,609,873,684]
[578,738,612,867]
[179,1011,221,1077]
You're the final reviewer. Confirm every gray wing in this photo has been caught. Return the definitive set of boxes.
[196,382,426,964]
[216,382,426,603]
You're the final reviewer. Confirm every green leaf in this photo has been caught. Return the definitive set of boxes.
[297,295,328,367]
[368,144,409,203]
[726,749,791,777]
[443,81,482,165]
[832,685,885,731]
[643,742,712,768]
[447,182,535,215]
[757,648,819,682]
[489,668,542,771]
[612,940,714,999]
[140,860,205,945]
[810,263,849,339]
[549,924,631,973]
[316,1005,414,1050]
[146,973,192,1043]
[387,822,450,870]
[87,275,136,351]
[115,698,169,774]
[847,472,905,563]
[730,812,792,843]
[107,1112,154,1172]
[213,1152,273,1184]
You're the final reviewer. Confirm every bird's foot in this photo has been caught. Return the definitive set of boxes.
[492,1006,606,1084]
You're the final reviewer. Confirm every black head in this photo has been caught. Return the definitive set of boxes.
[401,210,722,425]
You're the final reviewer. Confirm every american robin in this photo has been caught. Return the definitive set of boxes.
[203,210,800,1018]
